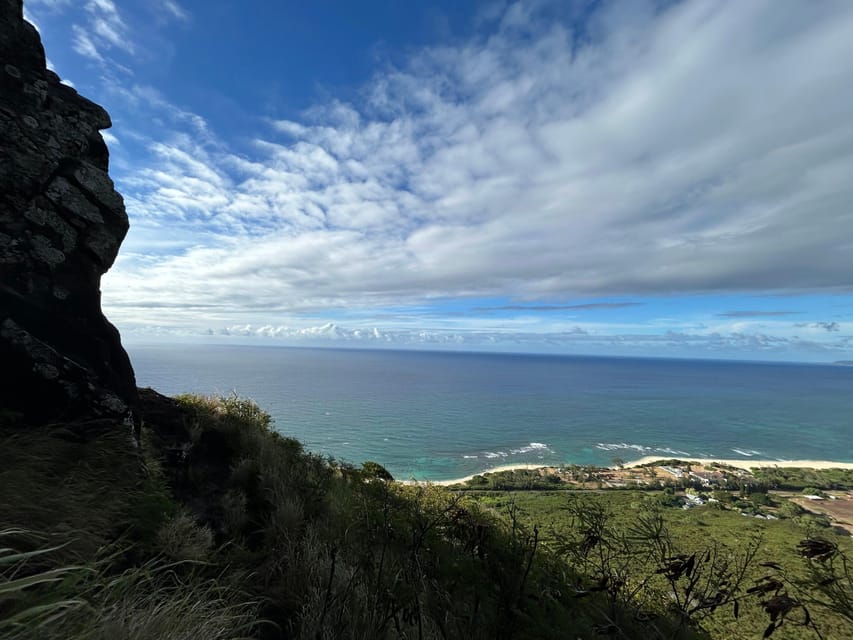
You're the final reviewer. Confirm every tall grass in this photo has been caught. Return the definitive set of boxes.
[0,425,139,558]
[0,528,260,640]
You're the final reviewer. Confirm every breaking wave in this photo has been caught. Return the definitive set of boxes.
[477,442,552,460]
[595,442,692,457]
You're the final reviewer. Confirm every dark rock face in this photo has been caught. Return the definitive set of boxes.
[0,0,137,425]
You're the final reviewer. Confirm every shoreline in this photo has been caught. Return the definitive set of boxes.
[404,463,544,486]
[403,457,853,487]
[624,456,853,471]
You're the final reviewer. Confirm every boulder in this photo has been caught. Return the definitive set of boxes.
[0,0,137,426]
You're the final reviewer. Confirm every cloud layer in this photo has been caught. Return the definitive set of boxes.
[26,0,853,356]
[104,1,853,321]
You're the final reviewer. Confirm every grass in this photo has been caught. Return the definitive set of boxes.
[0,423,141,558]
[0,528,260,640]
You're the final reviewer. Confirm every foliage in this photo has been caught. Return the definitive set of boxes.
[472,489,853,639]
[360,460,394,481]
[0,425,142,558]
[456,468,565,490]
[161,394,634,638]
[550,496,762,639]
[752,468,853,491]
[0,528,259,640]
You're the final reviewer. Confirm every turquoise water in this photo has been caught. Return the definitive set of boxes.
[129,345,853,481]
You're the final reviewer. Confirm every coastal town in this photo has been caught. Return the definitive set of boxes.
[442,458,853,534]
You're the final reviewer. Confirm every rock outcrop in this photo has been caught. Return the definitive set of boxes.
[0,0,137,426]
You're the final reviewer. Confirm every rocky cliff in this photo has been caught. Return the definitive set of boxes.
[0,0,137,426]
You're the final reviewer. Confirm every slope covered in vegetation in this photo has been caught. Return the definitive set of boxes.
[4,392,853,640]
[0,392,643,639]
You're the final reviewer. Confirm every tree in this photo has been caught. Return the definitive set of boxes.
[361,460,394,482]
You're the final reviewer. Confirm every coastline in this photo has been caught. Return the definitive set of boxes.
[404,463,544,486]
[624,456,853,471]
[403,457,853,486]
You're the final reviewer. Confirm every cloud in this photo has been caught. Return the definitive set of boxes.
[97,1,853,344]
[68,0,134,65]
[71,26,103,61]
[116,321,852,360]
[87,0,133,53]
[717,310,802,318]
[160,0,189,22]
[795,321,841,332]
[476,302,643,312]
[25,0,72,6]
[101,130,119,145]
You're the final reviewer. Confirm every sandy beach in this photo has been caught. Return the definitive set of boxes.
[404,463,544,486]
[624,456,853,471]
[403,457,853,486]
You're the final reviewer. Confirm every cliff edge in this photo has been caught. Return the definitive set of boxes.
[0,0,137,426]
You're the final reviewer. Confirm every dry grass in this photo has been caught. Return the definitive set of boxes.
[0,424,140,558]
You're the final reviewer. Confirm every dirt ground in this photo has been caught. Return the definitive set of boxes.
[789,493,853,534]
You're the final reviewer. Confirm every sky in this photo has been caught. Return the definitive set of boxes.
[23,0,853,362]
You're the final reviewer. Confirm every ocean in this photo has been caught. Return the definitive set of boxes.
[128,345,853,481]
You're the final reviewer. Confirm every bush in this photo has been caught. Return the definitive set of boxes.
[711,490,731,503]
[360,460,394,481]
[655,492,683,508]
[749,492,773,506]
[778,500,806,519]
[156,510,214,562]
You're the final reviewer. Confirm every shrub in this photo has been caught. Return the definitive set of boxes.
[778,501,806,519]
[360,460,394,481]
[156,511,214,562]
[750,492,773,507]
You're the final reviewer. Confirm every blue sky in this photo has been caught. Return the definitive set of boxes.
[24,0,853,361]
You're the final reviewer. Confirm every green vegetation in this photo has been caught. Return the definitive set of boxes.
[753,468,853,491]
[454,468,565,490]
[0,395,662,639]
[3,395,852,639]
[472,490,853,639]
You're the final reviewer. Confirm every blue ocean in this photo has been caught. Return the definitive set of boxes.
[129,345,853,481]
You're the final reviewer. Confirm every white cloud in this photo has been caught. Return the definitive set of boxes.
[24,0,71,8]
[71,26,103,61]
[66,0,133,64]
[98,1,853,350]
[160,0,189,22]
[115,320,853,360]
[85,0,134,54]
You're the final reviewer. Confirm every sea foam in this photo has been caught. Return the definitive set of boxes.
[595,442,692,457]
